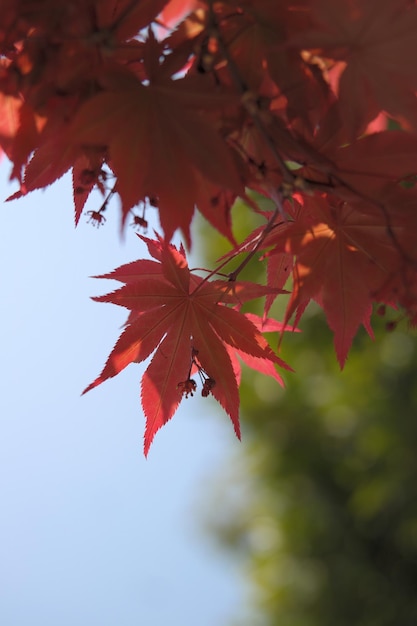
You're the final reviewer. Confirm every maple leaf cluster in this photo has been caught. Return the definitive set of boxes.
[2,0,417,452]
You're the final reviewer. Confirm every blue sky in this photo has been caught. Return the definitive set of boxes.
[0,164,247,625]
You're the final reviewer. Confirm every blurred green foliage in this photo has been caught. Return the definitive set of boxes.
[198,203,417,626]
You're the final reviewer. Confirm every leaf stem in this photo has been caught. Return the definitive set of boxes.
[191,201,283,296]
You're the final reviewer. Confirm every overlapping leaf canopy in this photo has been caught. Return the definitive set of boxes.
[2,0,417,451]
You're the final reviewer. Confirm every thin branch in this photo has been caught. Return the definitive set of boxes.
[228,204,281,282]
[207,2,295,189]
[191,200,283,296]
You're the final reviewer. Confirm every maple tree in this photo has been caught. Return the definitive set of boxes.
[2,0,417,453]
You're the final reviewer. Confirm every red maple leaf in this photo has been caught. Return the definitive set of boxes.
[263,192,416,366]
[83,235,289,455]
[295,0,417,136]
[70,69,243,242]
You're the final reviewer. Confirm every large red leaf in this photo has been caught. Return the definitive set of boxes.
[296,0,417,135]
[266,193,412,366]
[84,236,289,455]
[70,72,243,242]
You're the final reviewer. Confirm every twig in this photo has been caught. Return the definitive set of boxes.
[207,1,295,191]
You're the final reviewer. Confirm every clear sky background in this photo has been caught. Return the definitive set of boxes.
[0,162,247,625]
